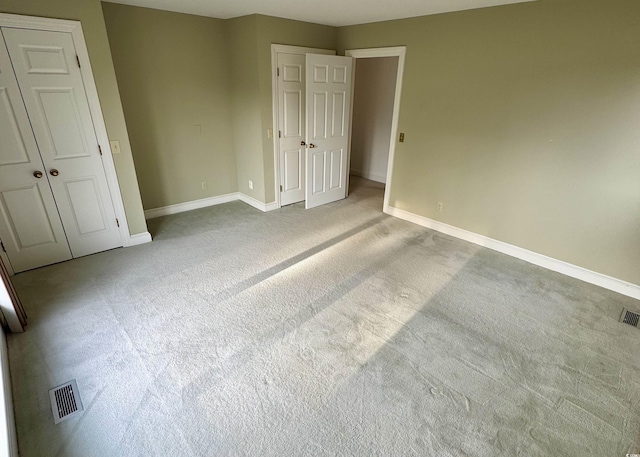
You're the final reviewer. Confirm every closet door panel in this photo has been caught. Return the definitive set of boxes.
[0,30,72,272]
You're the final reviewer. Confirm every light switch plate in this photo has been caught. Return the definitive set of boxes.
[109,140,121,154]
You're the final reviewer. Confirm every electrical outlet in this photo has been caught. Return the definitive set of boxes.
[437,202,443,212]
[267,129,273,139]
[399,133,405,142]
[248,180,253,190]
[201,182,207,190]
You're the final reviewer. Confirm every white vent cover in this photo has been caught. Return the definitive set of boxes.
[49,380,83,424]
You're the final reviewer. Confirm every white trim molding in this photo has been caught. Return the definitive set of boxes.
[265,202,278,212]
[385,205,640,301]
[239,194,278,212]
[128,232,152,246]
[144,192,278,220]
[144,193,238,219]
[346,47,406,212]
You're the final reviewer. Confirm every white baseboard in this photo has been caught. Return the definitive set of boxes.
[144,192,278,220]
[144,193,239,219]
[385,205,640,301]
[350,168,387,184]
[127,231,152,247]
[239,194,278,212]
[265,201,278,212]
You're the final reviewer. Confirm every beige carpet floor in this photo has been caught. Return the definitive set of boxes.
[8,176,640,456]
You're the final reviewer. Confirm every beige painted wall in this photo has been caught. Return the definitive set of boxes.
[103,3,237,210]
[227,15,266,203]
[338,0,640,285]
[351,57,398,183]
[0,0,147,235]
[101,8,336,209]
[227,14,337,204]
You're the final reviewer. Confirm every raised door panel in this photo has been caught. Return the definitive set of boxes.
[329,149,344,190]
[64,177,109,236]
[33,87,91,159]
[283,90,302,138]
[283,149,303,193]
[3,28,122,258]
[0,88,30,166]
[331,92,346,138]
[2,186,56,248]
[311,151,326,195]
[313,65,328,83]
[0,31,72,272]
[312,91,328,140]
[19,44,69,74]
[0,184,71,272]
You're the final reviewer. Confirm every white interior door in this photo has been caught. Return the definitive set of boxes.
[0,30,72,272]
[305,54,353,209]
[3,28,122,258]
[277,53,306,206]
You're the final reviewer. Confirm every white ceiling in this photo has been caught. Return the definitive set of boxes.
[102,0,536,27]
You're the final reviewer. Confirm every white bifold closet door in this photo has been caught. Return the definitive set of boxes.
[0,31,72,272]
[0,28,121,272]
[305,54,353,209]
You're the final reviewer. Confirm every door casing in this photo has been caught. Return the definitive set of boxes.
[345,47,406,213]
[0,13,133,274]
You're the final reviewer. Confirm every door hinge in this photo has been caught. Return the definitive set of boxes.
[278,130,281,138]
[76,55,81,68]
[0,239,5,253]
[280,185,283,192]
[116,218,120,227]
[98,145,103,156]
[277,67,280,77]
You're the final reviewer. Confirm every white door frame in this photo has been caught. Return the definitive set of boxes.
[0,13,134,275]
[345,47,406,213]
[271,44,335,209]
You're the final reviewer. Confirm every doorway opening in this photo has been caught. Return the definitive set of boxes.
[346,47,406,213]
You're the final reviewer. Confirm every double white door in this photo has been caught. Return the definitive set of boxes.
[0,28,121,272]
[277,53,353,209]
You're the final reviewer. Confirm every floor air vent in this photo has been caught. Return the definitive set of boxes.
[620,309,640,328]
[49,380,83,424]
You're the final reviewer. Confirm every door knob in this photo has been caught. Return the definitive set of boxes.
[33,171,43,179]
[308,143,316,148]
[300,141,306,146]
[50,169,59,177]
